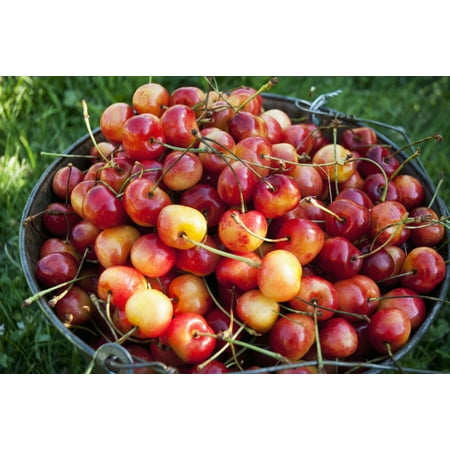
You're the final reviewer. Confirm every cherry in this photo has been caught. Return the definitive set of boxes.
[235,289,280,334]
[253,173,301,219]
[130,232,176,278]
[132,82,170,117]
[339,126,377,155]
[125,288,174,339]
[218,209,268,253]
[39,237,81,263]
[53,285,93,326]
[368,307,411,354]
[95,224,141,268]
[52,165,85,201]
[197,127,236,174]
[358,145,400,178]
[42,202,81,238]
[121,113,166,161]
[400,246,446,294]
[282,123,314,155]
[269,313,316,360]
[169,85,206,116]
[392,174,425,211]
[162,150,203,191]
[257,249,302,303]
[324,198,370,242]
[289,275,338,321]
[168,273,213,316]
[35,252,79,288]
[100,102,134,144]
[377,287,427,330]
[314,236,363,281]
[160,104,200,148]
[362,173,399,204]
[175,234,221,277]
[234,136,272,177]
[122,177,172,228]
[312,143,356,183]
[274,217,325,265]
[408,206,445,247]
[165,312,216,365]
[82,184,128,230]
[319,317,359,359]
[228,111,268,141]
[98,156,134,193]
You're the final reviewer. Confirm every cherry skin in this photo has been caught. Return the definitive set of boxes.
[35,252,79,288]
[160,104,200,148]
[96,265,148,310]
[257,249,302,303]
[191,360,229,374]
[53,285,93,326]
[39,237,81,263]
[82,184,128,230]
[289,275,338,321]
[289,164,324,198]
[121,113,166,161]
[253,173,301,219]
[122,177,172,228]
[175,234,221,277]
[261,108,292,131]
[98,156,134,193]
[156,204,208,250]
[312,143,356,183]
[42,202,81,238]
[162,150,203,191]
[335,187,373,209]
[228,111,268,141]
[408,206,445,247]
[319,317,359,359]
[165,312,217,365]
[362,173,399,204]
[324,198,370,243]
[70,179,95,217]
[314,236,363,281]
[180,183,226,228]
[369,200,410,247]
[197,127,236,174]
[215,251,261,292]
[130,232,176,278]
[377,287,427,330]
[95,224,141,268]
[261,112,284,144]
[169,85,206,116]
[125,288,174,339]
[100,102,134,144]
[168,273,213,316]
[368,307,411,354]
[218,209,268,253]
[392,174,425,211]
[216,160,259,206]
[269,313,315,360]
[274,218,325,266]
[227,86,263,116]
[339,126,377,156]
[357,145,400,178]
[132,82,170,117]
[400,246,446,294]
[233,136,272,177]
[269,142,298,175]
[52,165,85,201]
[282,123,314,155]
[235,289,280,334]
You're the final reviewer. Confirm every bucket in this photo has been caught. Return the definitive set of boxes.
[19,93,450,373]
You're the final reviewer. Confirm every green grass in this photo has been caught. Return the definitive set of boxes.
[0,76,449,373]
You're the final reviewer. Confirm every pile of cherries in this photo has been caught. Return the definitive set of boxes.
[29,79,448,373]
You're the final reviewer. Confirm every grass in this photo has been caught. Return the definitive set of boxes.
[0,76,449,374]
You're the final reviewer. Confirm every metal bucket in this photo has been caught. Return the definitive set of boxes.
[19,93,450,373]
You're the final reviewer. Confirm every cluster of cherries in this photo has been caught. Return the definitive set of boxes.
[29,79,448,373]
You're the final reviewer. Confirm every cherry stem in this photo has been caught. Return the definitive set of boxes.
[428,173,444,209]
[356,211,410,260]
[230,212,288,243]
[196,330,290,365]
[390,133,442,158]
[388,149,421,181]
[301,196,345,222]
[233,77,278,114]
[180,234,262,268]
[81,99,110,164]
[284,300,370,322]
[369,293,450,306]
[312,300,325,374]
[350,156,389,202]
[385,342,404,373]
[202,277,259,335]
